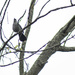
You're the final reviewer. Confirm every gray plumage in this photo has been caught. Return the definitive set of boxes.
[13,18,27,41]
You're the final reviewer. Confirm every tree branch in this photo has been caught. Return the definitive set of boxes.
[70,0,73,6]
[0,0,8,15]
[57,46,75,52]
[1,0,11,25]
[27,15,75,75]
[19,0,36,75]
[38,0,50,17]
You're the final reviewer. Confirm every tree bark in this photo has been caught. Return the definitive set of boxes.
[27,16,75,75]
[19,0,36,75]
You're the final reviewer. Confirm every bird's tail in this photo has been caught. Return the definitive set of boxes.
[19,33,27,41]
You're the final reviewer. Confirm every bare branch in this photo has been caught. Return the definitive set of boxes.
[58,46,75,52]
[18,10,26,23]
[40,34,75,52]
[38,4,75,20]
[0,0,8,15]
[19,0,36,75]
[38,0,50,17]
[1,0,11,25]
[70,0,73,6]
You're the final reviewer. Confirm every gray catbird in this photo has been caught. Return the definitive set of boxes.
[13,18,27,41]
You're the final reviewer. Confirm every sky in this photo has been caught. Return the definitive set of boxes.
[0,0,75,75]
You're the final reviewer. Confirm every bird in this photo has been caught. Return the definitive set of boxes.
[13,18,27,41]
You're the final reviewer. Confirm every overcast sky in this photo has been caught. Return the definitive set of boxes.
[0,0,75,75]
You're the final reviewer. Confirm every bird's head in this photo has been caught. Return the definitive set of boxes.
[14,18,17,23]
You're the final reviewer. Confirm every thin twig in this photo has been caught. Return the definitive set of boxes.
[70,0,73,6]
[18,10,26,23]
[38,0,50,17]
[2,29,14,47]
[0,0,8,14]
[1,0,11,25]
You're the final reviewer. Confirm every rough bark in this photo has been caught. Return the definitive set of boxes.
[27,16,75,75]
